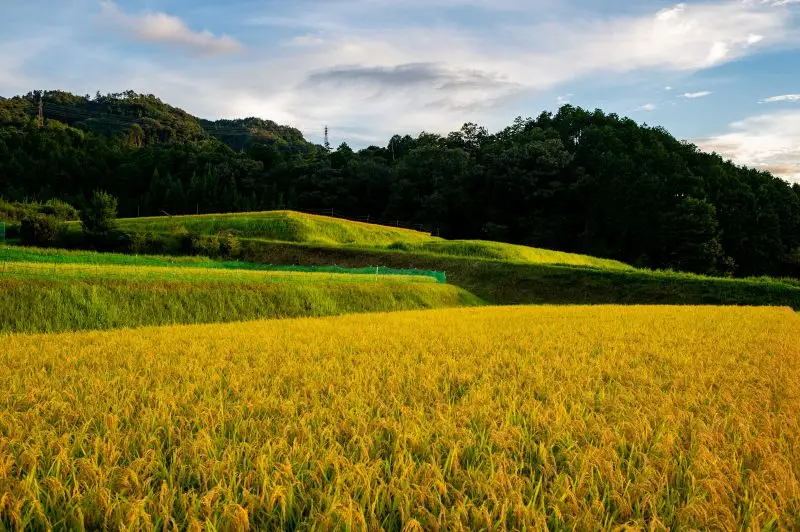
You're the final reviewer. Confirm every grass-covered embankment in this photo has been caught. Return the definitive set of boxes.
[393,239,633,270]
[0,245,446,283]
[0,278,482,334]
[237,240,800,309]
[110,210,632,270]
[114,210,439,246]
[1,260,438,285]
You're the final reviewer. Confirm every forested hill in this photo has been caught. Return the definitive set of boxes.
[0,90,306,147]
[2,89,799,278]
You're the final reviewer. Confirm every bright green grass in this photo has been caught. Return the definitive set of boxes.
[1,261,436,284]
[409,240,633,270]
[0,278,482,334]
[115,210,440,246]
[237,239,800,310]
[0,245,446,283]
[112,210,633,270]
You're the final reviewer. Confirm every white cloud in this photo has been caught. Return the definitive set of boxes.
[665,86,673,91]
[8,0,799,146]
[697,111,800,183]
[761,94,800,103]
[99,1,243,56]
[636,103,658,111]
[681,91,713,98]
[227,0,794,137]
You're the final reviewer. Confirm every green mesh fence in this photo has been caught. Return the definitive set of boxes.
[0,246,447,284]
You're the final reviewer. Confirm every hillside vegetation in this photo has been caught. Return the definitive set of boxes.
[236,239,800,309]
[116,210,440,246]
[404,239,633,270]
[0,245,477,333]
[114,210,633,270]
[0,278,479,334]
[2,90,799,278]
[2,305,798,529]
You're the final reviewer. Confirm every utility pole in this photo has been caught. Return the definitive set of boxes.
[37,92,43,129]
[324,125,330,151]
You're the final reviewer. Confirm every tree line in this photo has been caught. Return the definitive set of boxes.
[1,90,799,277]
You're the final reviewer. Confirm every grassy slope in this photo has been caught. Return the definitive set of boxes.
[0,278,482,334]
[115,210,439,246]
[410,240,632,270]
[2,260,436,285]
[112,210,632,270]
[237,240,800,309]
[0,244,446,283]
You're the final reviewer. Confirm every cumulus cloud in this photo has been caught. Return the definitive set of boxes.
[697,111,800,183]
[100,1,243,56]
[681,91,713,98]
[761,94,800,103]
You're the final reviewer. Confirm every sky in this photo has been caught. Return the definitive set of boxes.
[1,0,799,183]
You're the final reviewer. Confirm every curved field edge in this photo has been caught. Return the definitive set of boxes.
[235,240,800,309]
[395,239,633,270]
[109,210,631,270]
[113,210,440,246]
[0,278,482,334]
[0,260,438,285]
[0,245,446,283]
[1,306,798,530]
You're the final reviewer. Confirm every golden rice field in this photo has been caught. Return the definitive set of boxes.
[1,305,799,530]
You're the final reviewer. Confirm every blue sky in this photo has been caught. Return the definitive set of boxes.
[1,0,799,182]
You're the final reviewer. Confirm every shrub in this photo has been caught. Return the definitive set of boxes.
[129,231,167,255]
[192,235,221,258]
[0,199,27,222]
[5,222,21,239]
[39,199,79,221]
[173,226,196,255]
[20,214,64,247]
[388,241,412,251]
[217,230,240,258]
[80,191,119,241]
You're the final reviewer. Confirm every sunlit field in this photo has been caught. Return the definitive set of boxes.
[111,210,632,270]
[114,210,439,246]
[0,260,436,285]
[1,305,798,530]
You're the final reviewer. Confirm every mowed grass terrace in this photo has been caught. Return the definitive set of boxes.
[110,210,633,270]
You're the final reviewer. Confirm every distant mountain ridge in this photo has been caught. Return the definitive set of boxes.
[0,90,309,149]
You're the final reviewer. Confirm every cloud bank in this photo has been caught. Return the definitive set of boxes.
[100,1,243,56]
[698,111,800,183]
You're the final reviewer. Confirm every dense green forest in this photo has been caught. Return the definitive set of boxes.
[2,90,799,277]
